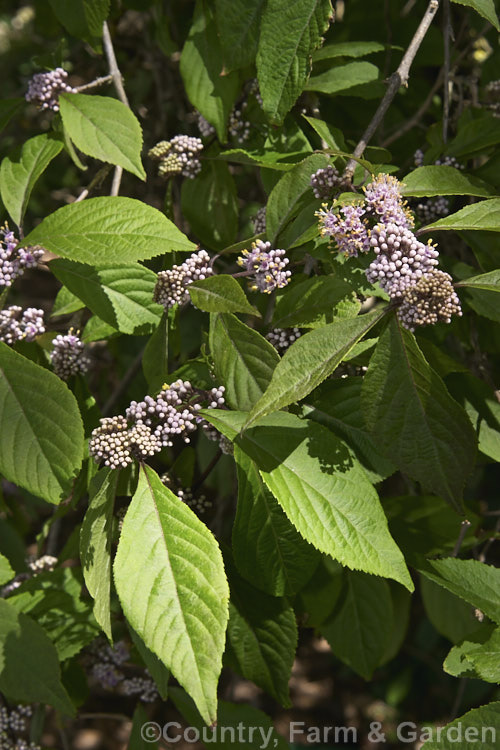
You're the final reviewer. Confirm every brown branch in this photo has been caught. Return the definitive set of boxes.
[102,22,130,196]
[442,0,452,143]
[452,519,471,557]
[344,0,440,178]
[74,74,113,93]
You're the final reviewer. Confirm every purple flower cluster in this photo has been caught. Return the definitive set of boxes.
[149,135,203,179]
[0,306,45,345]
[237,240,291,293]
[266,327,301,354]
[317,203,370,257]
[363,173,414,227]
[50,331,91,380]
[1,227,43,289]
[89,380,225,469]
[310,165,342,199]
[154,249,212,309]
[25,67,75,111]
[85,639,159,702]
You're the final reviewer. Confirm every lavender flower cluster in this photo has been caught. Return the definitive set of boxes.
[237,240,291,293]
[154,249,212,310]
[0,705,40,750]
[149,135,203,179]
[25,67,75,111]
[50,331,91,380]
[85,639,159,703]
[1,227,43,289]
[310,165,342,199]
[266,327,301,354]
[317,203,371,257]
[0,306,45,345]
[89,379,225,469]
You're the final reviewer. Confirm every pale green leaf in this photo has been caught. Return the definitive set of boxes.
[306,61,379,94]
[401,166,494,198]
[209,313,279,412]
[0,599,74,715]
[80,468,118,640]
[361,317,477,512]
[113,465,229,725]
[421,702,500,749]
[0,343,84,504]
[444,626,500,682]
[312,40,385,61]
[21,197,195,263]
[450,0,499,31]
[0,554,14,586]
[421,198,500,233]
[189,276,259,316]
[50,259,162,335]
[0,134,63,227]
[51,285,85,317]
[215,0,265,72]
[457,268,500,292]
[204,410,413,590]
[256,0,334,124]
[59,93,145,180]
[245,308,386,430]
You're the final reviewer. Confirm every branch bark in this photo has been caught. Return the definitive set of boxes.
[102,22,130,196]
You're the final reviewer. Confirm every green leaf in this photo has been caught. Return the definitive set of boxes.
[0,553,14,586]
[272,276,360,328]
[245,308,386,430]
[142,312,169,394]
[181,161,238,249]
[215,0,265,72]
[128,703,158,750]
[312,40,385,61]
[80,468,118,640]
[59,93,145,180]
[361,317,477,512]
[0,134,63,228]
[419,557,500,625]
[304,378,396,484]
[421,702,500,749]
[189,275,258,316]
[301,114,346,150]
[204,410,413,591]
[128,627,170,701]
[446,112,500,158]
[401,166,494,198]
[444,626,500,682]
[321,571,393,680]
[456,268,500,292]
[458,269,500,324]
[50,259,162,335]
[0,98,24,135]
[52,286,85,317]
[113,465,229,725]
[209,313,280,412]
[256,0,333,124]
[421,577,480,644]
[82,315,119,342]
[306,61,379,94]
[180,0,239,141]
[421,198,500,233]
[450,0,499,32]
[0,599,74,715]
[233,448,319,596]
[226,559,297,706]
[266,153,329,242]
[0,343,84,504]
[22,196,195,263]
[49,0,110,44]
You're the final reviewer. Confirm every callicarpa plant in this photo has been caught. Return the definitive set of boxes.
[1,0,500,748]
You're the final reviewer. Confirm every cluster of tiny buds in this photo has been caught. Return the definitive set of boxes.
[252,206,266,235]
[148,135,203,179]
[486,80,500,99]
[414,149,464,170]
[363,173,414,228]
[89,381,225,468]
[237,240,291,293]
[85,640,159,702]
[161,474,213,513]
[25,67,75,111]
[310,165,342,199]
[1,226,43,289]
[248,78,263,106]
[317,203,371,257]
[1,554,57,598]
[0,306,45,345]
[229,107,251,144]
[120,675,159,703]
[50,331,91,380]
[266,327,301,354]
[415,196,450,224]
[153,250,212,310]
[196,112,215,138]
[397,269,462,330]
[0,705,39,750]
[202,423,234,454]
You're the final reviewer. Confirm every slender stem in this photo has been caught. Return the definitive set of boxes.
[102,345,146,416]
[478,517,500,562]
[344,0,440,178]
[111,166,124,197]
[192,449,223,493]
[74,164,113,202]
[102,21,130,196]
[452,519,471,557]
[74,74,113,92]
[442,0,452,143]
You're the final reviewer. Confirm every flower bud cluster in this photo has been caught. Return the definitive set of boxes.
[266,327,301,353]
[237,240,291,293]
[415,196,450,223]
[161,473,213,514]
[85,639,159,702]
[154,250,212,310]
[0,705,39,750]
[27,555,58,574]
[229,107,251,144]
[148,135,203,179]
[1,227,43,289]
[310,165,342,199]
[50,331,91,380]
[413,149,464,170]
[397,269,462,331]
[252,207,266,235]
[89,381,225,468]
[248,78,263,106]
[25,67,75,111]
[196,112,215,138]
[121,675,159,703]
[363,173,414,228]
[317,203,371,257]
[0,306,45,345]
[201,423,234,454]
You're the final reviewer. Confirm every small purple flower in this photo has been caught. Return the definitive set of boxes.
[316,203,371,257]
[0,306,45,345]
[0,226,43,288]
[363,173,414,228]
[310,165,342,199]
[237,239,291,293]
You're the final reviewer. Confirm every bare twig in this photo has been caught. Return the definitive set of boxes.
[442,0,452,143]
[74,164,113,202]
[74,74,113,92]
[452,519,471,557]
[192,449,223,493]
[102,21,130,196]
[344,0,440,179]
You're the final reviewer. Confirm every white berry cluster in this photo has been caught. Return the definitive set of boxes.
[1,226,43,289]
[310,165,342,199]
[237,240,291,293]
[50,331,91,380]
[196,112,215,138]
[154,249,213,310]
[89,380,225,469]
[248,78,263,106]
[27,555,58,574]
[414,149,464,170]
[0,705,39,750]
[0,306,45,345]
[397,269,462,331]
[25,67,75,111]
[121,675,159,703]
[201,423,234,454]
[149,135,203,179]
[252,206,266,235]
[415,196,450,223]
[266,327,301,353]
[161,473,213,513]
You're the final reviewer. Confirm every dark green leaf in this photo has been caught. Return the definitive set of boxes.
[312,40,385,61]
[401,166,494,198]
[421,702,500,749]
[215,0,265,72]
[272,276,360,328]
[142,312,169,394]
[450,0,499,32]
[421,199,500,233]
[189,275,259,316]
[0,99,24,135]
[181,161,238,249]
[306,61,379,94]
